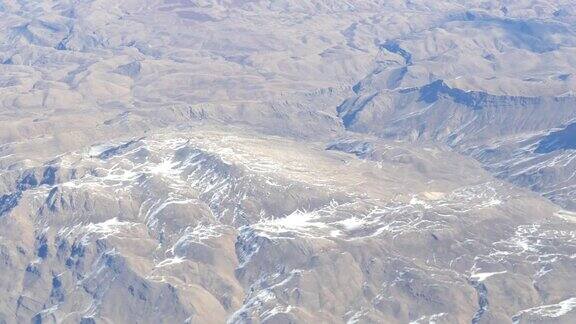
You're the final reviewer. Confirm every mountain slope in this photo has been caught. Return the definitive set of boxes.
[1,0,576,323]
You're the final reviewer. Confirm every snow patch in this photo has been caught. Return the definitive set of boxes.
[555,210,576,223]
[253,210,329,236]
[155,256,186,268]
[82,218,137,241]
[336,217,366,230]
[470,271,507,282]
[513,297,576,321]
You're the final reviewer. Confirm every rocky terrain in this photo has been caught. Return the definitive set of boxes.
[1,0,576,323]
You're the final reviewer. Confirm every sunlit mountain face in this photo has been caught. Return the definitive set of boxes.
[1,1,576,323]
